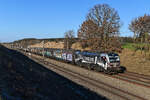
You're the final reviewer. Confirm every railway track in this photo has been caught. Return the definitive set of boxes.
[78,66,150,88]
[62,59,150,88]
[125,71,150,81]
[114,73,150,87]
[15,50,150,99]
[17,49,150,88]
[31,56,147,100]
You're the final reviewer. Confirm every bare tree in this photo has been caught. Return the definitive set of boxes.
[129,14,150,42]
[78,4,121,52]
[64,30,75,49]
[87,4,121,39]
[129,14,150,56]
[78,19,99,49]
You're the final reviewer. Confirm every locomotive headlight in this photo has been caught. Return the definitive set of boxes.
[108,63,113,67]
[116,57,120,61]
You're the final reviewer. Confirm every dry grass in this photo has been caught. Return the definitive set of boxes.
[71,42,82,50]
[29,41,64,49]
[120,49,150,75]
[29,41,83,50]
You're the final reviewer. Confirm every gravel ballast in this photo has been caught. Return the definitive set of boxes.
[30,53,150,100]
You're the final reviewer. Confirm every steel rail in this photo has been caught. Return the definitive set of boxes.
[125,71,150,80]
[32,57,146,100]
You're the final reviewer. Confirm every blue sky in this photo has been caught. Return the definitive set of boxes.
[0,0,150,42]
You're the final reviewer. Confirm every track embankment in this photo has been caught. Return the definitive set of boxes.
[0,45,108,100]
[28,53,150,100]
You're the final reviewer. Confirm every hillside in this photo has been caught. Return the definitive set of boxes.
[11,38,79,48]
[120,49,150,75]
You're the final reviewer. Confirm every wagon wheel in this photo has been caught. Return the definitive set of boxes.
[77,60,83,67]
[90,64,94,70]
[99,66,104,72]
[87,64,92,70]
[104,69,112,74]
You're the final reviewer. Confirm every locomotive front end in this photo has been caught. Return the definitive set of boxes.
[107,53,124,73]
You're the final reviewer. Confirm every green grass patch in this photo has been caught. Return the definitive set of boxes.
[122,43,150,50]
[122,43,135,50]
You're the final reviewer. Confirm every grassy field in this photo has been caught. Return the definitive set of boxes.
[122,43,150,50]
[122,43,135,50]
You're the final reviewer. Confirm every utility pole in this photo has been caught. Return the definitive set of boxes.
[42,40,45,60]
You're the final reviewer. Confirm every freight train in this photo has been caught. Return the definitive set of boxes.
[20,47,126,74]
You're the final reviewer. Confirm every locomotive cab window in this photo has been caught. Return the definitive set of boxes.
[108,53,120,63]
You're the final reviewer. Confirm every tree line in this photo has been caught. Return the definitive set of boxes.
[64,4,150,53]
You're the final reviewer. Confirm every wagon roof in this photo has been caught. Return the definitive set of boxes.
[81,51,99,57]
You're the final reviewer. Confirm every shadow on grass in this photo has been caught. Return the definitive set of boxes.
[0,45,109,100]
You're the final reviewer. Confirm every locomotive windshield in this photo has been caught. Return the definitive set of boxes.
[108,53,120,63]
